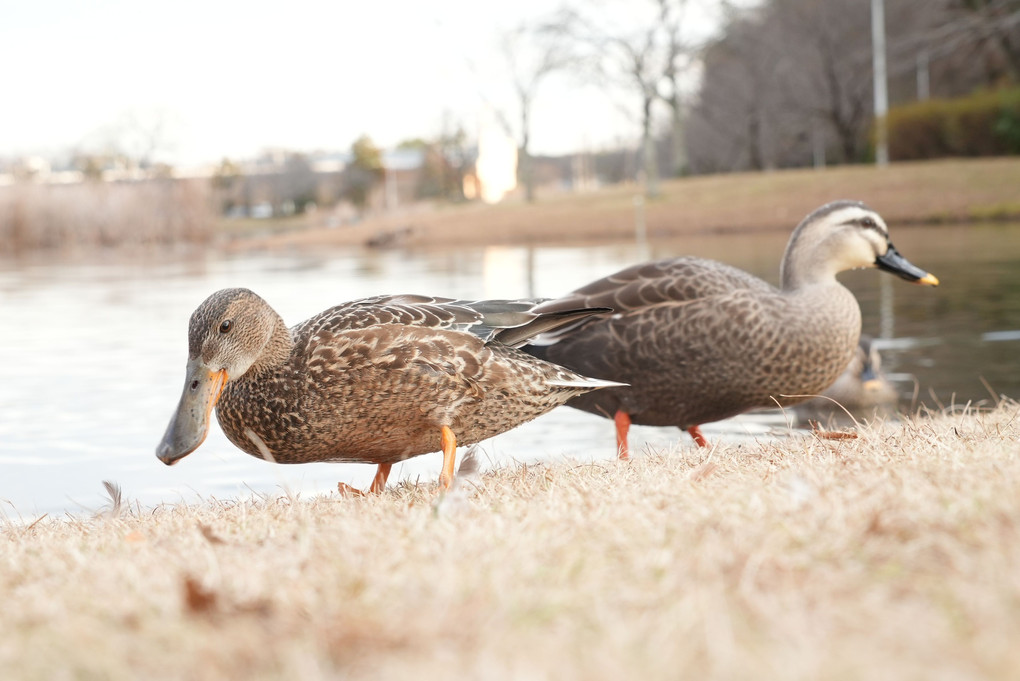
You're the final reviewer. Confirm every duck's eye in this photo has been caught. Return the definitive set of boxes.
[219,320,233,334]
[860,217,876,228]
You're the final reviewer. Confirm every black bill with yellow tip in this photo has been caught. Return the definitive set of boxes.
[875,243,939,286]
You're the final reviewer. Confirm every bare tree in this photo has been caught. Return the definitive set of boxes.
[409,114,472,202]
[659,0,697,175]
[692,0,878,170]
[82,107,180,176]
[550,0,704,197]
[692,0,1020,173]
[496,24,577,202]
[772,0,875,163]
[944,0,1020,82]
[611,22,665,197]
[117,108,177,172]
[690,4,809,172]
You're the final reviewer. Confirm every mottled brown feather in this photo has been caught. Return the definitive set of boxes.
[185,292,613,465]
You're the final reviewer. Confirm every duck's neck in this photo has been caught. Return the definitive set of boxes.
[780,238,840,291]
[247,314,294,379]
[781,268,839,292]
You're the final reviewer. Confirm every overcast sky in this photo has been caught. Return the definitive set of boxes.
[1,0,669,167]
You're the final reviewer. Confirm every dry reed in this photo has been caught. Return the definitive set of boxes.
[0,179,214,254]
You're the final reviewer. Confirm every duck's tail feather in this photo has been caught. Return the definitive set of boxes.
[492,306,611,348]
[548,377,627,390]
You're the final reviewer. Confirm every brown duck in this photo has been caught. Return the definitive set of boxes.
[156,289,620,492]
[524,201,939,457]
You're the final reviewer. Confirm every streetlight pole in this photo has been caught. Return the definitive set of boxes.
[871,0,890,166]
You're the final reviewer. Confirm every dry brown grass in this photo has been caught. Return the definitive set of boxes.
[240,157,1020,251]
[4,404,1020,679]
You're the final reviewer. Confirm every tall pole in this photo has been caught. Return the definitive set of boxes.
[871,0,889,166]
[917,48,930,100]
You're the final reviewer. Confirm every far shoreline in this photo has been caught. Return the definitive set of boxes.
[231,158,1020,252]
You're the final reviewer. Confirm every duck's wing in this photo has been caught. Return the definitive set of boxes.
[297,294,608,348]
[540,257,773,312]
[530,256,775,342]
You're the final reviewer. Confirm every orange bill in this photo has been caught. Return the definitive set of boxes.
[862,378,885,392]
[156,359,227,465]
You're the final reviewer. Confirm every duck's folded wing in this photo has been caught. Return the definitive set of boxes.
[299,295,481,336]
[529,257,775,343]
[297,294,606,348]
[539,258,773,312]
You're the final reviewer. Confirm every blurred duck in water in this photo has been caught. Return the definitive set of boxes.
[794,335,899,424]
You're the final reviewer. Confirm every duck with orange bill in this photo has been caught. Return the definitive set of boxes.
[156,290,622,493]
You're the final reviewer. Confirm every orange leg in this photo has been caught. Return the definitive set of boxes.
[337,481,365,497]
[614,410,631,460]
[688,425,709,448]
[338,463,393,497]
[369,463,392,494]
[439,425,457,491]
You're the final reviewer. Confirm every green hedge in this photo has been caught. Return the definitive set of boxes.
[886,88,1020,161]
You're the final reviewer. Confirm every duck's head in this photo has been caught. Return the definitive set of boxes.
[781,201,939,289]
[156,288,286,465]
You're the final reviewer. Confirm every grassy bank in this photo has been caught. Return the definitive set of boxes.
[4,403,1020,680]
[240,155,1020,251]
[242,157,1020,251]
[4,158,1018,255]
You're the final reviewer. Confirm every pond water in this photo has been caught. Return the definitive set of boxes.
[2,221,1019,517]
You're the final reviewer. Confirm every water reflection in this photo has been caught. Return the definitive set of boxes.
[2,222,1019,517]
